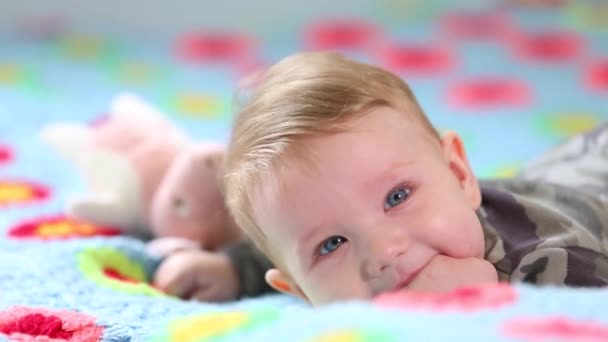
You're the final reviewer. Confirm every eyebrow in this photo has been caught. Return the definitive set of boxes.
[360,160,415,196]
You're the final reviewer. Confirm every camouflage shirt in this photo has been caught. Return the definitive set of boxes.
[479,179,608,286]
[480,122,608,286]
[223,239,275,298]
[229,123,608,297]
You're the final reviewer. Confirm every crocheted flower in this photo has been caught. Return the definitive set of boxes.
[447,78,531,109]
[512,30,583,63]
[151,308,279,342]
[0,144,13,165]
[58,34,109,61]
[175,32,255,64]
[0,306,103,341]
[311,328,397,342]
[113,62,158,86]
[537,113,600,139]
[173,92,227,119]
[77,247,163,296]
[0,63,25,85]
[585,60,608,92]
[374,283,517,312]
[8,215,121,240]
[0,179,50,206]
[503,317,608,342]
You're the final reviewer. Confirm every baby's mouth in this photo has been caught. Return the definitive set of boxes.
[391,270,421,292]
[390,259,432,292]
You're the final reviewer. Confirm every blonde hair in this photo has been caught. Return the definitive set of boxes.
[224,51,439,260]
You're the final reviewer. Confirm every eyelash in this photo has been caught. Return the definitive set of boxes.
[313,239,342,263]
[385,182,414,207]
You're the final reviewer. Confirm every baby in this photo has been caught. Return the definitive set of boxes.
[160,51,608,304]
[222,52,608,306]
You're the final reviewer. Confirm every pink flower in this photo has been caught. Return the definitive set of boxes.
[0,306,104,342]
[503,317,608,342]
[374,283,517,312]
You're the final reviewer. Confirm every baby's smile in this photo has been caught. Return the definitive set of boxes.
[389,256,434,293]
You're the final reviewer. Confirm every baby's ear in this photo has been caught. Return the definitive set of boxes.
[440,131,481,209]
[265,268,308,301]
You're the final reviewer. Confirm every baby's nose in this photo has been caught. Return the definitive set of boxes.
[360,236,407,280]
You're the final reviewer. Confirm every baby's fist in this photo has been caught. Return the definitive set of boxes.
[153,249,240,302]
[407,255,498,293]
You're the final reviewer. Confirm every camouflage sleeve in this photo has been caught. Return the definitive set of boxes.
[518,122,608,194]
[222,239,276,298]
[479,178,608,288]
[510,246,608,287]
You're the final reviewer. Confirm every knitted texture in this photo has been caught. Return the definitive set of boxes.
[1,1,608,341]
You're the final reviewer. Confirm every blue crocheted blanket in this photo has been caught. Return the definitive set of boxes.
[1,1,608,341]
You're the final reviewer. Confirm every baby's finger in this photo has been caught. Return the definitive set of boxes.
[167,278,198,299]
[154,266,194,298]
[189,287,217,302]
[190,285,233,303]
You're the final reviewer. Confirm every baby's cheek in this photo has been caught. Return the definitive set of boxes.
[451,214,485,259]
[311,282,372,305]
[299,276,336,305]
[430,209,484,259]
[301,262,371,305]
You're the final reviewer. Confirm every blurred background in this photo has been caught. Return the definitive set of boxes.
[0,0,607,177]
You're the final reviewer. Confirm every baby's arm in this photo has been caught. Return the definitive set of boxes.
[223,239,276,298]
[518,122,608,192]
[510,247,608,286]
[153,239,275,301]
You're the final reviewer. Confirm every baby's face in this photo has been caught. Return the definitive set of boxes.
[253,107,487,305]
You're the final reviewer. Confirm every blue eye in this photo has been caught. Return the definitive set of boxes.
[319,236,347,255]
[384,188,410,210]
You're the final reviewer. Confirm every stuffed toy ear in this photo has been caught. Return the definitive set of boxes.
[39,92,183,236]
[40,122,144,232]
[109,92,168,121]
[40,122,93,158]
[108,92,191,147]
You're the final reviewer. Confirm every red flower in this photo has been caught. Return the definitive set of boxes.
[0,306,103,341]
[0,179,50,207]
[448,78,531,109]
[103,267,140,284]
[8,214,121,240]
[503,317,608,342]
[440,11,515,41]
[303,18,380,51]
[377,44,454,76]
[77,247,164,297]
[0,145,13,165]
[511,30,584,63]
[2,313,73,339]
[374,283,517,312]
[176,32,256,64]
[585,60,608,92]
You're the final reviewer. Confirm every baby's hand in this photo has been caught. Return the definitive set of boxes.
[146,236,200,258]
[407,255,498,293]
[153,249,240,302]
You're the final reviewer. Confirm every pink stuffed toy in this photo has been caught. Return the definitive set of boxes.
[40,93,243,255]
